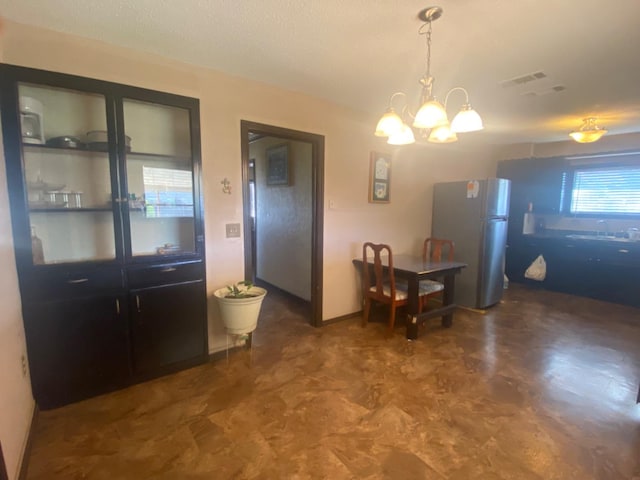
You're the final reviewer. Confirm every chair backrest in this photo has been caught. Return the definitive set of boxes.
[362,242,397,301]
[423,237,455,262]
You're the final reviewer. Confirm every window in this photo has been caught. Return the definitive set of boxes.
[570,166,640,215]
[142,166,194,218]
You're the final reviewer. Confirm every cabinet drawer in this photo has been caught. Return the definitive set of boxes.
[23,266,124,301]
[126,261,204,288]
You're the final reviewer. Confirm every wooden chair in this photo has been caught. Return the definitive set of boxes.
[362,242,421,335]
[424,238,455,263]
[420,238,455,309]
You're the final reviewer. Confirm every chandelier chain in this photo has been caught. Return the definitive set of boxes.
[420,20,433,79]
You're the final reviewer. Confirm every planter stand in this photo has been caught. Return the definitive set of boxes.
[225,332,253,366]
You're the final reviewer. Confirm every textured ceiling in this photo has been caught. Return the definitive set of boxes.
[2,0,640,145]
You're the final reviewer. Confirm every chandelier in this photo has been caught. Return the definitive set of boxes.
[569,117,608,143]
[374,6,483,145]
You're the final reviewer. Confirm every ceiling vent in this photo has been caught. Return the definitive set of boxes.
[500,71,547,88]
[521,85,566,97]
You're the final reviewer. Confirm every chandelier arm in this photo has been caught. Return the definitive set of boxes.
[388,91,407,109]
[386,91,417,119]
[443,87,470,110]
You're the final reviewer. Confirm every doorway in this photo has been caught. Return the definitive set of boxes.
[240,121,324,327]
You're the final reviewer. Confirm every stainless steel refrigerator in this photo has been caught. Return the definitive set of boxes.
[431,178,511,309]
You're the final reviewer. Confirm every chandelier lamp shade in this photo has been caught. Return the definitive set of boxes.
[374,6,483,145]
[569,117,608,143]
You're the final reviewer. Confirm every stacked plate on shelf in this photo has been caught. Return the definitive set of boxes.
[86,130,132,152]
[42,131,132,152]
[45,136,85,149]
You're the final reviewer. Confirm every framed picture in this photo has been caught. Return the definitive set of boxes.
[369,151,391,203]
[266,144,290,186]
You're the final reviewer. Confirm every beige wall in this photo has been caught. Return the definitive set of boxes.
[252,138,313,301]
[0,25,36,480]
[0,129,35,480]
[0,19,500,477]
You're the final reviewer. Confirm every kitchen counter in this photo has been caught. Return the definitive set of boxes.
[506,230,640,308]
[523,229,640,242]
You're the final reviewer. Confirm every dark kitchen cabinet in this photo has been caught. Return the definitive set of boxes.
[0,64,208,409]
[504,239,542,284]
[127,261,207,375]
[525,157,566,214]
[131,280,207,375]
[23,294,130,409]
[506,235,640,308]
[547,240,640,307]
[497,156,566,239]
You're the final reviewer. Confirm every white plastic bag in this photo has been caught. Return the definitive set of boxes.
[524,254,546,281]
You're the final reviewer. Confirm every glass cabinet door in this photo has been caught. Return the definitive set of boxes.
[122,99,196,257]
[19,83,117,265]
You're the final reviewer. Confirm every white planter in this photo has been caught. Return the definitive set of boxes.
[214,286,267,334]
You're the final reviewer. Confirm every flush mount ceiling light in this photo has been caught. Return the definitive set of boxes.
[374,6,483,145]
[569,117,608,143]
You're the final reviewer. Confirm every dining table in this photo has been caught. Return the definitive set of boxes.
[353,254,467,340]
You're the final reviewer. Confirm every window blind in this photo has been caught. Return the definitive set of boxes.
[570,166,640,214]
[142,166,194,218]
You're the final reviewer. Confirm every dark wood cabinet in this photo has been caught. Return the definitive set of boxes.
[499,155,640,308]
[525,157,566,214]
[131,280,207,375]
[498,156,566,241]
[23,294,130,409]
[549,240,640,306]
[0,64,208,409]
[506,235,640,308]
[505,241,541,284]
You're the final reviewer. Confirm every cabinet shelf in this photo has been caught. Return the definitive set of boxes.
[29,207,113,213]
[128,151,191,162]
[23,143,103,155]
[23,144,190,162]
[143,203,194,207]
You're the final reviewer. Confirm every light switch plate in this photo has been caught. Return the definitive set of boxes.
[225,223,241,238]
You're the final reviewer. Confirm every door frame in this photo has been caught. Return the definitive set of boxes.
[240,121,324,327]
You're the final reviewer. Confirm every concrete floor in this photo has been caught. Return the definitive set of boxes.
[25,284,640,479]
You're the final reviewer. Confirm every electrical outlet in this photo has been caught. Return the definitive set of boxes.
[225,223,241,238]
[21,353,28,377]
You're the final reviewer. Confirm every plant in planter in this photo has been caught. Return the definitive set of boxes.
[214,281,267,334]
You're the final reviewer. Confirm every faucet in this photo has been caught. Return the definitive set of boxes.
[596,219,609,237]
